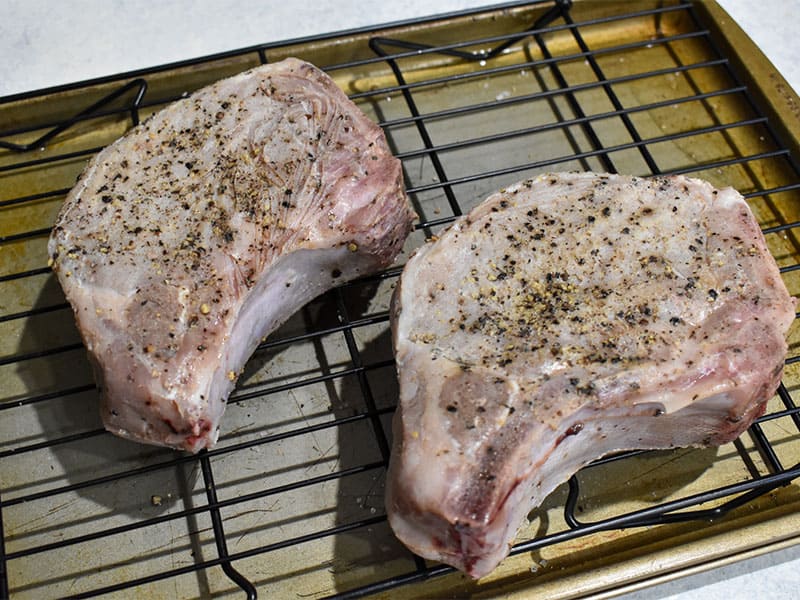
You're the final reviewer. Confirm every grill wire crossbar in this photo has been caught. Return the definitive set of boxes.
[1,0,800,598]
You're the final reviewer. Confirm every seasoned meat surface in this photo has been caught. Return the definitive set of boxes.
[386,172,795,578]
[49,58,415,452]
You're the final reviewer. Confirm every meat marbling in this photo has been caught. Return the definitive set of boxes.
[386,172,795,578]
[49,58,415,453]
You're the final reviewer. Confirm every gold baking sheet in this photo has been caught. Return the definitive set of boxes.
[1,1,799,598]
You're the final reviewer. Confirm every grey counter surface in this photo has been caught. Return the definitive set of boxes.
[1,1,798,598]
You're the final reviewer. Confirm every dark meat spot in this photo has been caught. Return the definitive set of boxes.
[566,422,584,436]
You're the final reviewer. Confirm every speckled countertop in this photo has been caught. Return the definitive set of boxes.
[0,1,798,598]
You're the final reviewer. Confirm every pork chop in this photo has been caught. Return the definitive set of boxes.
[386,172,795,578]
[48,58,415,452]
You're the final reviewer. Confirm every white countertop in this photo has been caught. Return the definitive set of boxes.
[0,1,798,598]
[0,0,797,99]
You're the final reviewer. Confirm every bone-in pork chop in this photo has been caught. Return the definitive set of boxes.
[386,172,794,578]
[49,58,415,452]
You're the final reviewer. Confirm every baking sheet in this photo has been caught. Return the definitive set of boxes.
[1,1,800,598]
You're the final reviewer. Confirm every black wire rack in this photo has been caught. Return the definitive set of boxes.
[2,1,800,598]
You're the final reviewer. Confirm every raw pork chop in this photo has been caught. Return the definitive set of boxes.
[386,172,794,578]
[49,58,415,452]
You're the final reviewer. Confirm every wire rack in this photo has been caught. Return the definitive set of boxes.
[1,0,800,598]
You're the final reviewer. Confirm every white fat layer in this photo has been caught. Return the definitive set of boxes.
[204,245,377,422]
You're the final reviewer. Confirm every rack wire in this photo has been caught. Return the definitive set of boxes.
[1,0,800,598]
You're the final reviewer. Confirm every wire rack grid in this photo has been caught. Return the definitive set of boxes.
[1,0,800,598]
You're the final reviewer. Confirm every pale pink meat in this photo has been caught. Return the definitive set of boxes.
[387,172,795,578]
[49,58,415,452]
